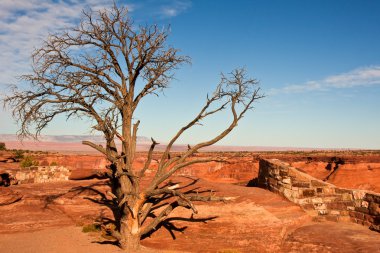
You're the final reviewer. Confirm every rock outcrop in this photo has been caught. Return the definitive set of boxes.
[258,159,380,232]
[16,166,71,184]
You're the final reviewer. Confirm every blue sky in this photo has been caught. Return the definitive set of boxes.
[1,0,380,149]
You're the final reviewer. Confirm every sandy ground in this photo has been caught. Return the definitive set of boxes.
[1,179,380,252]
[1,222,379,253]
[0,227,124,253]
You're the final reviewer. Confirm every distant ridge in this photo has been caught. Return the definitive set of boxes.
[0,134,151,143]
[0,134,345,153]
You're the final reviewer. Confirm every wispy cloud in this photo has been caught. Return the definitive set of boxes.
[0,0,188,91]
[159,0,191,18]
[0,0,115,89]
[271,66,380,94]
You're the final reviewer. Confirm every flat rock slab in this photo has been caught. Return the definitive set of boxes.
[283,222,380,253]
[0,188,22,206]
[0,178,379,252]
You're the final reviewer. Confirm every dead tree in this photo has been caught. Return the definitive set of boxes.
[4,5,263,251]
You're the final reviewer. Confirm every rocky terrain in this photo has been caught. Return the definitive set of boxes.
[1,149,380,252]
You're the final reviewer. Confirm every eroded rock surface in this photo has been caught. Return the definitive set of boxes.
[0,187,22,206]
[1,150,380,252]
[1,177,380,252]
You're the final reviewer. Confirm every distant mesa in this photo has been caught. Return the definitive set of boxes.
[0,134,152,153]
[0,134,151,144]
[0,134,342,153]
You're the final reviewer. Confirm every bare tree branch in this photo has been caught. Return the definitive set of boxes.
[139,138,159,178]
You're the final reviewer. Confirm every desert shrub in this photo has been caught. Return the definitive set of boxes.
[0,142,6,150]
[50,161,58,166]
[82,223,101,233]
[14,150,24,160]
[20,156,39,168]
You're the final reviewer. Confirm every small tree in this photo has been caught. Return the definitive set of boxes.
[0,142,6,151]
[4,5,263,251]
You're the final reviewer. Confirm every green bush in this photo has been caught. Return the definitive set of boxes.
[20,156,39,168]
[14,150,24,159]
[82,223,101,233]
[0,142,6,150]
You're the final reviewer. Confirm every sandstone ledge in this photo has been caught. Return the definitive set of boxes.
[258,158,380,232]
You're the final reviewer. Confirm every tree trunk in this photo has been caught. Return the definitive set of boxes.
[119,219,141,252]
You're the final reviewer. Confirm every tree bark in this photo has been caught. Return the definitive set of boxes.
[119,224,141,251]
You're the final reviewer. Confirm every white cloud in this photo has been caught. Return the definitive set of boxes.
[0,0,117,89]
[324,66,380,88]
[0,0,186,92]
[159,0,191,18]
[270,66,380,94]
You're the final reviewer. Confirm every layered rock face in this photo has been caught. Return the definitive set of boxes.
[258,159,380,232]
[15,166,71,183]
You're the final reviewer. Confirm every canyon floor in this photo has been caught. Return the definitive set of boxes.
[1,149,380,252]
